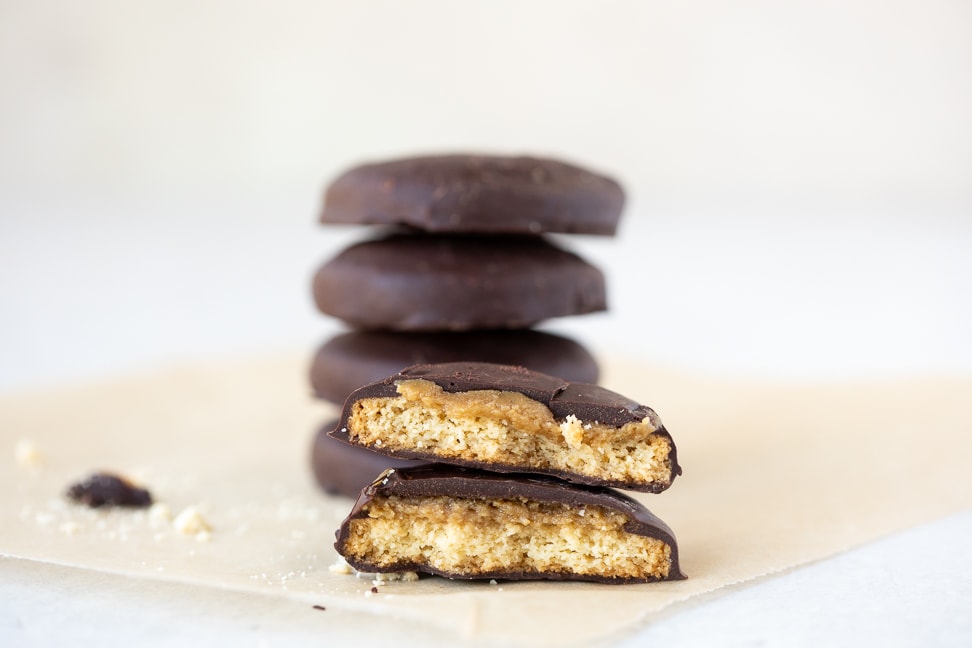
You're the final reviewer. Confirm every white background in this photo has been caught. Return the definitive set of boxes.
[1,1,971,645]
[2,0,970,391]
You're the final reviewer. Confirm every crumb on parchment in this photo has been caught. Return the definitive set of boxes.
[149,502,173,528]
[328,556,418,582]
[15,439,43,469]
[66,472,153,509]
[329,557,353,574]
[173,505,211,541]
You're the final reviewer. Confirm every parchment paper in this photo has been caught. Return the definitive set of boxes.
[2,355,970,646]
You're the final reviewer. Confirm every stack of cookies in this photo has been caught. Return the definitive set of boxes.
[309,154,684,584]
[309,154,625,497]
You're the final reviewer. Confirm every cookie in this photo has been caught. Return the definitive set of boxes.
[312,234,606,331]
[309,330,599,405]
[321,154,625,235]
[331,362,681,493]
[311,421,424,499]
[335,465,684,583]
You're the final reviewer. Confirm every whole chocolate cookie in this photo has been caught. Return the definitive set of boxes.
[312,233,606,331]
[320,154,624,235]
[309,329,599,405]
[311,421,424,499]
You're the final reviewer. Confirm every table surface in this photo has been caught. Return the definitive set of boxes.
[5,511,971,647]
[2,194,971,647]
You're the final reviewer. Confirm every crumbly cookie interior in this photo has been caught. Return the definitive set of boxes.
[348,380,673,486]
[341,494,672,580]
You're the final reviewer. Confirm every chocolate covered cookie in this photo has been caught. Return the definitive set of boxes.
[310,330,599,405]
[335,465,684,583]
[311,421,424,498]
[312,234,606,331]
[331,362,681,493]
[321,154,625,235]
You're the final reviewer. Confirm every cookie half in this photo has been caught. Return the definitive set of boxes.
[309,330,599,405]
[321,154,625,235]
[335,465,684,583]
[312,234,606,331]
[331,362,681,493]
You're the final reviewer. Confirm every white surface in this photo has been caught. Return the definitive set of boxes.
[2,193,970,390]
[623,510,972,648]
[2,1,971,645]
[2,0,971,389]
[4,512,971,647]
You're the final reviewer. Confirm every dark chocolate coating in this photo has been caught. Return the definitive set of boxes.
[312,233,607,331]
[335,465,685,583]
[66,473,153,509]
[321,154,625,236]
[310,421,425,499]
[331,362,681,493]
[309,330,599,405]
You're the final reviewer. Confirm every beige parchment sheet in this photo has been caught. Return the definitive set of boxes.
[2,354,971,646]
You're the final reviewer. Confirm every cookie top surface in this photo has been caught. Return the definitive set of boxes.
[309,330,599,405]
[312,234,606,331]
[321,154,625,235]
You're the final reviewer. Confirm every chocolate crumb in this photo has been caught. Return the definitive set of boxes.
[312,605,326,611]
[66,472,153,509]
[370,586,378,594]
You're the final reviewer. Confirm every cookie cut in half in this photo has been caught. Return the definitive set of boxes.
[335,465,684,583]
[330,362,681,493]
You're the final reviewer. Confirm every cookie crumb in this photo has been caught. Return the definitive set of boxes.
[328,556,419,582]
[66,472,152,509]
[15,439,42,469]
[34,512,55,526]
[148,502,173,528]
[173,505,211,537]
[59,521,81,536]
[559,414,585,448]
[372,570,419,583]
[329,557,353,575]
